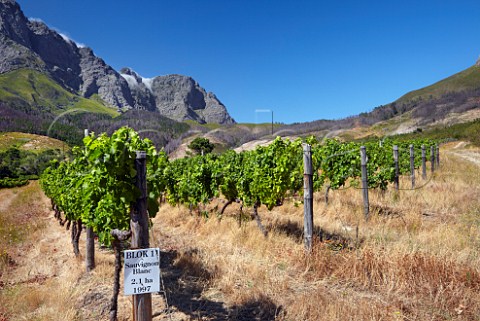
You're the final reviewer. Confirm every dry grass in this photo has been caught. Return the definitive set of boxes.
[2,143,480,320]
[0,182,83,320]
[0,132,66,152]
[149,143,480,320]
[0,182,127,321]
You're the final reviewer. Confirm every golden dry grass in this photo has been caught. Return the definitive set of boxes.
[0,182,84,320]
[1,142,480,320]
[0,182,130,321]
[149,142,480,320]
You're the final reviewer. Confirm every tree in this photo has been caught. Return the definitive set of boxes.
[188,137,214,155]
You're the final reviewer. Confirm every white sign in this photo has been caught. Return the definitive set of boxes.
[124,248,160,295]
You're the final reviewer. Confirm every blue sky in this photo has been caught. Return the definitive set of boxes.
[18,0,480,124]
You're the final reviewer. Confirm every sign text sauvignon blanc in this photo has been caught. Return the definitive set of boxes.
[124,248,160,295]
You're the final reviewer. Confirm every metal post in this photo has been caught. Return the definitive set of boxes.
[360,146,369,220]
[303,144,313,252]
[131,151,152,321]
[271,110,274,135]
[410,144,415,189]
[393,145,399,191]
[421,145,427,179]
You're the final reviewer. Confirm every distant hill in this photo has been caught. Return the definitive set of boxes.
[0,131,65,152]
[275,60,480,140]
[363,63,480,133]
[1,0,480,151]
[397,63,480,104]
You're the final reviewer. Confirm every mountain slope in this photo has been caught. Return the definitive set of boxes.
[0,0,134,109]
[0,131,66,152]
[265,60,480,142]
[364,64,480,131]
[0,69,118,116]
[396,64,480,104]
[120,68,235,124]
[0,0,234,124]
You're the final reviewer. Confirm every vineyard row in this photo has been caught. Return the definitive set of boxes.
[39,127,439,319]
[40,127,438,247]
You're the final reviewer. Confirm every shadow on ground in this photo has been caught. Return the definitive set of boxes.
[160,249,280,321]
[267,218,362,250]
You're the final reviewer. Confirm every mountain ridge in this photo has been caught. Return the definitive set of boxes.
[1,0,480,149]
[0,0,235,124]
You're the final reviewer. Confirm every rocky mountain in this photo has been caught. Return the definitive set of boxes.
[0,0,234,124]
[119,68,235,124]
[2,0,479,148]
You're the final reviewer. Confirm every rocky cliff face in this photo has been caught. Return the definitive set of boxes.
[0,0,134,109]
[0,1,44,73]
[0,0,235,124]
[120,68,235,124]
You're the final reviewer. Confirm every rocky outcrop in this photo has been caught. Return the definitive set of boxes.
[27,19,82,90]
[0,0,133,109]
[0,0,43,73]
[0,0,235,124]
[0,0,32,48]
[202,92,235,124]
[78,48,133,108]
[119,67,156,111]
[0,33,44,73]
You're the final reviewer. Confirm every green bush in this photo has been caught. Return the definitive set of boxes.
[0,177,29,188]
[188,137,215,155]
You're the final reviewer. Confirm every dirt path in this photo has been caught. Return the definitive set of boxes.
[0,183,190,321]
[0,188,18,213]
[448,141,480,166]
[0,183,108,320]
[451,150,480,166]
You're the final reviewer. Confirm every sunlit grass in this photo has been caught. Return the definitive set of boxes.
[2,143,480,320]
[0,68,119,117]
[0,132,67,152]
[152,143,480,320]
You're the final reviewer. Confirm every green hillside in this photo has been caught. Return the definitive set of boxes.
[0,132,67,153]
[396,65,480,104]
[0,69,119,117]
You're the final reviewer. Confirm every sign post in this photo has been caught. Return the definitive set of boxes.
[130,151,152,321]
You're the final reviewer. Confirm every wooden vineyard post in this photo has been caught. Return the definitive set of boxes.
[421,145,427,179]
[430,146,435,173]
[303,144,313,252]
[393,145,399,191]
[360,146,369,221]
[436,145,440,167]
[85,129,95,272]
[130,151,152,321]
[410,144,415,189]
